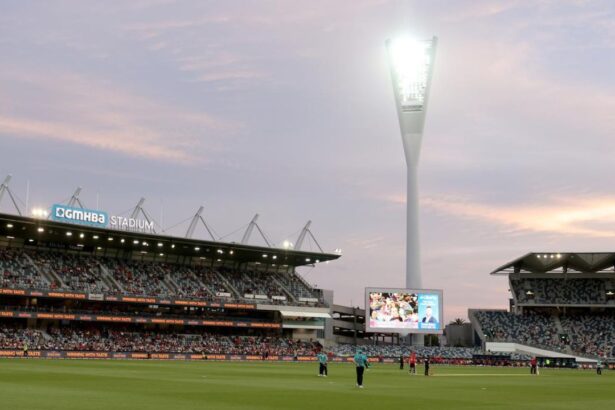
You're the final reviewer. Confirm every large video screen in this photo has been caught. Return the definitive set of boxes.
[365,288,443,334]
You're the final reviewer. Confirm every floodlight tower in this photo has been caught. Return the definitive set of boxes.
[386,36,437,290]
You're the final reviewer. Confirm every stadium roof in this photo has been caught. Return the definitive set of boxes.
[491,252,615,275]
[0,213,341,268]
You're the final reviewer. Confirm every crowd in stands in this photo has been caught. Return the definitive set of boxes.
[0,247,322,306]
[28,250,108,294]
[473,310,615,359]
[512,278,612,305]
[106,259,172,297]
[0,248,48,290]
[0,324,317,355]
[330,344,482,359]
[475,310,561,349]
[159,264,211,299]
[560,314,615,358]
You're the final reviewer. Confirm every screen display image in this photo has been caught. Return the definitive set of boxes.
[365,288,443,334]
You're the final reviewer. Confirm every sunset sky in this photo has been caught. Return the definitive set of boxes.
[2,0,615,321]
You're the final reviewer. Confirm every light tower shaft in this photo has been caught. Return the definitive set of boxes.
[405,162,421,289]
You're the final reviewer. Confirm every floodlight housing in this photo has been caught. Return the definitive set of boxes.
[386,37,435,112]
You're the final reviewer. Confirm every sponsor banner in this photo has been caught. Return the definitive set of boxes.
[216,292,232,298]
[2,351,443,364]
[254,295,268,300]
[271,296,287,301]
[50,203,154,233]
[0,288,256,310]
[244,294,255,299]
[0,309,280,329]
[109,215,154,233]
[51,204,108,228]
[88,293,104,301]
[0,351,337,361]
[298,297,319,303]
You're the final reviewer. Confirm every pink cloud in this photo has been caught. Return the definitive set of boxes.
[0,69,237,163]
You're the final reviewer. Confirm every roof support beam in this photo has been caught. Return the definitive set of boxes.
[129,197,156,233]
[0,174,22,216]
[241,214,271,247]
[185,206,216,240]
[67,187,84,208]
[295,220,324,253]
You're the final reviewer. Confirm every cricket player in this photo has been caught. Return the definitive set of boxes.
[354,349,369,388]
[318,351,328,377]
[409,351,417,375]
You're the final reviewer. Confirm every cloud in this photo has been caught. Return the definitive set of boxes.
[0,69,236,163]
[421,194,615,238]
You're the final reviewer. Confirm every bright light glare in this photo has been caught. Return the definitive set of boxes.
[388,37,433,111]
[31,208,49,218]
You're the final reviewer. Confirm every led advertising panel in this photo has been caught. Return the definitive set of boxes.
[365,288,443,334]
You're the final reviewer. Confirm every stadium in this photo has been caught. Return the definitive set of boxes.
[2,2,615,409]
[0,182,614,408]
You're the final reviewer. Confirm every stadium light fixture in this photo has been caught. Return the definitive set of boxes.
[387,37,434,111]
[386,35,437,291]
[120,238,125,243]
[158,242,163,247]
[93,235,99,240]
[194,247,200,251]
[31,208,48,218]
[79,233,85,239]
[108,237,113,241]
[6,223,13,228]
[66,232,72,237]
[37,227,44,233]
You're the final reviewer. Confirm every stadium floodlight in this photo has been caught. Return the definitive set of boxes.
[386,36,437,290]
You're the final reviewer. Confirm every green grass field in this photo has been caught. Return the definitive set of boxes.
[0,359,612,410]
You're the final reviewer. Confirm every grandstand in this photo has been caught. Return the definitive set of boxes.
[470,252,615,362]
[4,208,615,365]
[0,211,339,360]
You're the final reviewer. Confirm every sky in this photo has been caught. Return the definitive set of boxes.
[2,0,615,322]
